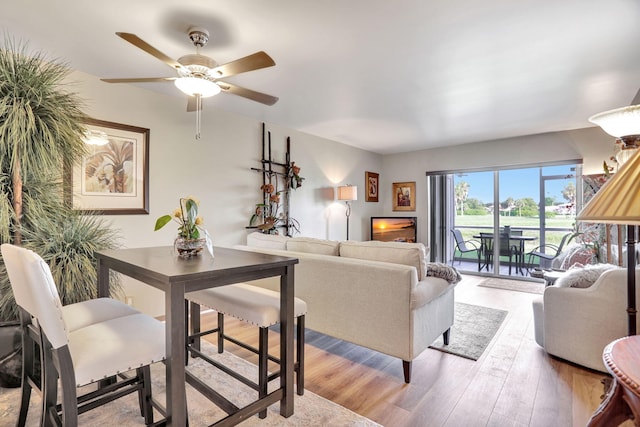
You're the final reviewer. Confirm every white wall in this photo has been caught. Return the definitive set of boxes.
[70,70,615,315]
[381,127,614,245]
[71,70,382,315]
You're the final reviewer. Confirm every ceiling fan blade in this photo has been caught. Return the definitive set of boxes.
[101,77,177,83]
[116,32,185,72]
[210,51,275,79]
[216,82,279,106]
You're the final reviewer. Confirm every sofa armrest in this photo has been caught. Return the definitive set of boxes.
[542,268,633,371]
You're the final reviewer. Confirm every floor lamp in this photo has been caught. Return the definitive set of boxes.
[338,185,357,240]
[578,104,640,336]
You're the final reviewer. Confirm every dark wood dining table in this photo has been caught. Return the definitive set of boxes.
[96,246,299,426]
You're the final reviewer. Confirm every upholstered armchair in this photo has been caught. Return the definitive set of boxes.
[532,265,640,372]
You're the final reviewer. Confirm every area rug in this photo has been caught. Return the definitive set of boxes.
[478,277,545,295]
[429,302,508,361]
[0,341,381,427]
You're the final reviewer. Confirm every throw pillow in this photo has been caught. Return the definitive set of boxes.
[339,240,429,280]
[555,263,619,288]
[426,262,462,284]
[559,245,597,270]
[287,237,340,256]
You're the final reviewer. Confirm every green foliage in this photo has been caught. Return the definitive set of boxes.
[464,198,485,211]
[154,215,172,231]
[455,181,470,214]
[0,38,119,322]
[154,196,204,240]
[464,208,488,215]
[0,38,88,181]
[24,212,121,302]
[0,209,123,321]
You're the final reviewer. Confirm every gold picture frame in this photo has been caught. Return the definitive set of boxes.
[392,181,416,211]
[69,118,149,214]
[365,171,379,202]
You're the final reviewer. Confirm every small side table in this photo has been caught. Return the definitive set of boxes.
[587,336,640,426]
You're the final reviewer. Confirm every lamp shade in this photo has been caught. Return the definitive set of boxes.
[589,105,640,138]
[577,148,640,225]
[174,77,221,98]
[337,185,357,201]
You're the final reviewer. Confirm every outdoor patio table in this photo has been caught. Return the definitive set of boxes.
[96,246,298,426]
[473,233,536,274]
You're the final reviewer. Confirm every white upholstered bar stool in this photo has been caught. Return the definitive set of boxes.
[1,244,166,426]
[187,283,307,419]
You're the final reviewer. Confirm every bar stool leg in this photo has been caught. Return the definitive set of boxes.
[258,327,268,419]
[296,315,305,396]
[217,312,224,354]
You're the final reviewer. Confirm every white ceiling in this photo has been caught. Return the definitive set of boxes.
[2,0,639,154]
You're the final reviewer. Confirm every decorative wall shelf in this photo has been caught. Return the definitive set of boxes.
[248,123,300,236]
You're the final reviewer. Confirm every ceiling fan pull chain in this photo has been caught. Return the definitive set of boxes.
[195,94,202,140]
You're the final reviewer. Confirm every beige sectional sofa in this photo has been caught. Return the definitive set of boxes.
[234,232,459,383]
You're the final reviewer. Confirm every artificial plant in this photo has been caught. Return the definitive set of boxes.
[0,38,121,323]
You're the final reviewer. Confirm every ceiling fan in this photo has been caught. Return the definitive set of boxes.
[101,27,278,138]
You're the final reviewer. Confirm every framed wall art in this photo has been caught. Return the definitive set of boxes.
[392,181,416,211]
[69,118,149,214]
[365,171,379,202]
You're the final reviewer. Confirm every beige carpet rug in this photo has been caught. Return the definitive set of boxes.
[0,341,381,426]
[478,277,545,295]
[430,302,508,360]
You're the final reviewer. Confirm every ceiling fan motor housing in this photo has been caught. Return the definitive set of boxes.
[178,54,218,78]
[188,27,210,48]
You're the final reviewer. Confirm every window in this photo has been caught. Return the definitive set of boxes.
[429,161,580,278]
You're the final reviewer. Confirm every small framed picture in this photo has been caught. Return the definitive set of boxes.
[68,118,149,214]
[392,181,416,211]
[365,171,379,202]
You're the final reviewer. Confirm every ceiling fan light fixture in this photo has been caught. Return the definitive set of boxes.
[174,76,220,98]
[589,105,640,140]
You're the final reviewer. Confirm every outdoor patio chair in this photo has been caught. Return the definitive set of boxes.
[526,232,573,273]
[479,232,518,274]
[508,229,525,274]
[498,232,519,275]
[451,229,481,270]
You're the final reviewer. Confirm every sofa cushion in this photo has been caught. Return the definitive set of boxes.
[555,263,619,288]
[339,240,428,280]
[246,232,290,250]
[287,237,340,256]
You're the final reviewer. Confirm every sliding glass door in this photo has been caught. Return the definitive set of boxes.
[451,171,494,272]
[433,161,579,279]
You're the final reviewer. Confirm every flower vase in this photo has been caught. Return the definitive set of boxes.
[174,237,206,258]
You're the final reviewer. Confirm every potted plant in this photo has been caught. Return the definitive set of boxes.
[0,39,121,387]
[155,196,208,257]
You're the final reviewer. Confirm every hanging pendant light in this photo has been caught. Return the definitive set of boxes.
[589,105,640,167]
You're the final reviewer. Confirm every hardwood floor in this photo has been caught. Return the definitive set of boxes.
[198,274,629,427]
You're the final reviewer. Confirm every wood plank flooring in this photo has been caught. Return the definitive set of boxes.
[198,274,631,426]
